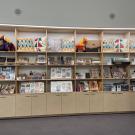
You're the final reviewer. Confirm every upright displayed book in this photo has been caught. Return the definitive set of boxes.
[76,81,89,92]
[50,67,72,79]
[48,37,75,52]
[19,82,44,94]
[51,81,73,92]
[0,67,15,80]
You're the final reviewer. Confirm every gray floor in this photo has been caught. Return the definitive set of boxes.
[0,113,135,135]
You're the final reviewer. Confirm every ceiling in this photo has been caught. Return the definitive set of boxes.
[0,0,134,28]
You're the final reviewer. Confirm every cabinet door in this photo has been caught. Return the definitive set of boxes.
[46,93,61,115]
[0,95,15,118]
[15,95,31,117]
[116,92,131,112]
[90,92,104,113]
[130,92,135,111]
[76,92,89,113]
[31,94,46,116]
[104,92,118,112]
[62,93,76,114]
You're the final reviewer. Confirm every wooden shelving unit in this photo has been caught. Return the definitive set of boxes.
[0,24,135,118]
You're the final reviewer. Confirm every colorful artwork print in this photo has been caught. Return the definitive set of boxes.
[34,37,47,52]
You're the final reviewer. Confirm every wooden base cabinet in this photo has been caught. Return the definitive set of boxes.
[0,92,135,118]
[46,93,61,115]
[90,92,104,113]
[62,93,76,114]
[15,95,31,117]
[76,92,90,113]
[0,95,15,118]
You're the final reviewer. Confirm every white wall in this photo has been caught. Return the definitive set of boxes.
[0,0,134,27]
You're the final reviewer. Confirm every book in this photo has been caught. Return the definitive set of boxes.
[34,37,47,52]
[76,72,86,79]
[103,67,111,78]
[76,81,89,92]
[19,82,44,94]
[48,56,74,65]
[50,67,72,79]
[89,81,99,91]
[0,67,15,80]
[90,67,100,78]
[103,38,128,52]
[0,83,15,95]
[36,55,46,63]
[48,39,62,52]
[48,38,75,52]
[51,81,73,92]
[111,66,127,79]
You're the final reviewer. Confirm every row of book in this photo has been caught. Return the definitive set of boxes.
[76,81,101,92]
[19,82,44,94]
[103,67,127,79]
[0,83,15,95]
[104,82,129,92]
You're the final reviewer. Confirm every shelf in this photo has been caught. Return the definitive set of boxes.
[16,51,46,53]
[0,80,15,82]
[103,52,129,54]
[16,63,46,66]
[15,93,46,95]
[47,52,75,54]
[1,24,135,118]
[0,64,15,66]
[47,64,75,67]
[76,64,101,66]
[17,79,46,82]
[47,78,75,81]
[103,64,114,66]
[103,64,130,66]
[76,52,101,54]
[0,51,15,53]
[76,78,102,80]
[103,78,128,80]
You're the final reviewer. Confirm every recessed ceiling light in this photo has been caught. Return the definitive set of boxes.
[14,8,22,15]
[109,13,116,20]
